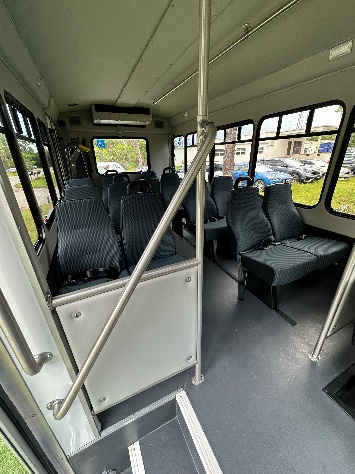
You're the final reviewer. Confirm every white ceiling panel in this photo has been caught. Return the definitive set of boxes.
[2,0,355,120]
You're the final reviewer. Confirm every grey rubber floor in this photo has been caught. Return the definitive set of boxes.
[183,256,355,474]
[100,234,355,474]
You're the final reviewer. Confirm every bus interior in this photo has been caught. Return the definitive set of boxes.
[0,1,355,473]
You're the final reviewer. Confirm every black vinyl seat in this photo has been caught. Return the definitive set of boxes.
[263,184,350,270]
[227,185,317,309]
[211,175,233,218]
[141,170,160,193]
[63,184,101,201]
[183,180,228,260]
[120,192,183,273]
[56,197,127,294]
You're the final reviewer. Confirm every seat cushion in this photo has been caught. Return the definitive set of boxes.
[241,244,317,286]
[204,218,228,241]
[58,269,130,295]
[281,237,350,270]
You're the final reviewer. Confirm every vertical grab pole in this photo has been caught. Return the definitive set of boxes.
[192,0,212,385]
[310,244,355,361]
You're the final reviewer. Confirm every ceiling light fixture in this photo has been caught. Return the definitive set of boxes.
[329,40,352,60]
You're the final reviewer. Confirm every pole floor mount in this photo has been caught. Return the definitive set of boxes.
[192,374,204,386]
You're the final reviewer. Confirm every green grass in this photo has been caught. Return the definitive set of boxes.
[6,172,17,177]
[331,177,355,214]
[0,437,28,474]
[21,204,52,243]
[291,178,325,206]
[15,173,57,189]
[291,176,355,215]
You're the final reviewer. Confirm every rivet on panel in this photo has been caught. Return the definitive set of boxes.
[71,312,81,318]
[186,277,191,282]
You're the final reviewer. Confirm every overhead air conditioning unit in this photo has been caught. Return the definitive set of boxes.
[91,104,152,126]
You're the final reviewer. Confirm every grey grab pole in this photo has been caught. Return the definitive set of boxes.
[310,244,355,361]
[193,0,212,386]
[0,289,52,376]
[47,122,217,420]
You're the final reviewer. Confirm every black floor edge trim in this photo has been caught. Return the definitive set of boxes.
[274,309,297,327]
[323,363,355,422]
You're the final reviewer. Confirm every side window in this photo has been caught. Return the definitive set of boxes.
[92,138,148,174]
[185,132,209,180]
[173,135,184,176]
[216,121,254,180]
[5,94,58,231]
[256,103,344,203]
[330,115,355,216]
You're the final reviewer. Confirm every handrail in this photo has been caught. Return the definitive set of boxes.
[48,121,217,419]
[0,289,52,376]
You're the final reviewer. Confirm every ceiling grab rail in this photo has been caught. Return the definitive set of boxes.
[47,121,217,420]
[0,289,53,376]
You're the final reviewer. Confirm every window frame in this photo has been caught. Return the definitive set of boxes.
[325,105,355,220]
[5,92,58,231]
[0,93,45,250]
[254,100,346,209]
[91,136,150,174]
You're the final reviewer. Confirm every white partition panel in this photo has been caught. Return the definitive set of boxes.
[55,266,198,413]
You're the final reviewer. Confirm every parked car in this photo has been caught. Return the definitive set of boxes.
[339,166,352,179]
[96,161,126,175]
[6,167,17,173]
[259,158,322,183]
[233,162,293,191]
[298,159,328,176]
[342,155,355,174]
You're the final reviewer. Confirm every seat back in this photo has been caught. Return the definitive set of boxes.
[56,198,121,277]
[102,171,118,210]
[68,178,93,186]
[160,171,180,207]
[63,184,100,201]
[263,184,304,241]
[227,186,274,257]
[141,170,157,180]
[108,180,130,234]
[211,176,233,217]
[121,192,177,265]
[183,180,217,224]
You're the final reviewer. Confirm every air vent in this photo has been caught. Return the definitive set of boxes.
[91,104,152,126]
[154,120,164,129]
[67,115,82,126]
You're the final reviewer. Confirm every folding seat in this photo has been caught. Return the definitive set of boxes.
[55,198,127,294]
[63,184,101,201]
[183,180,228,260]
[211,175,233,218]
[227,182,317,309]
[120,191,183,272]
[263,184,350,270]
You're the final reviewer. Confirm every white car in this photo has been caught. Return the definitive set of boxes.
[96,161,126,175]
